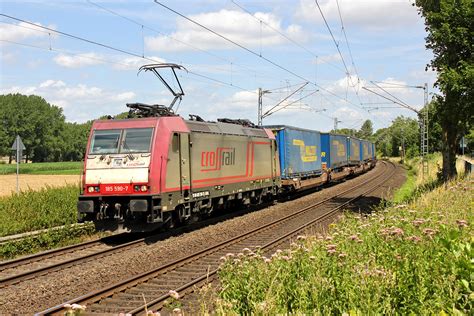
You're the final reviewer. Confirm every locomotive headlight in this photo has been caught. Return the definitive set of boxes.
[140,185,147,192]
[88,186,95,193]
[134,185,140,192]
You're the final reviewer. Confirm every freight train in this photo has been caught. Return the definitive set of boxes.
[77,64,376,231]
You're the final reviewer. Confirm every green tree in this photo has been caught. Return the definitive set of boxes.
[0,94,66,162]
[61,121,92,161]
[331,128,357,137]
[372,117,419,158]
[414,0,474,179]
[358,120,373,139]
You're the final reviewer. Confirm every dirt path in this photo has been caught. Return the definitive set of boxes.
[0,175,80,196]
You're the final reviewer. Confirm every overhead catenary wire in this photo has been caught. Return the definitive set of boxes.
[86,0,278,83]
[153,0,382,122]
[335,0,361,82]
[0,13,265,96]
[230,0,345,73]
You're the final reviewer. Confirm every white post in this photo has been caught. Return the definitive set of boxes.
[16,136,19,194]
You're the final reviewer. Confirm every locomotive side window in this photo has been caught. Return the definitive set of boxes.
[90,130,121,154]
[121,128,153,153]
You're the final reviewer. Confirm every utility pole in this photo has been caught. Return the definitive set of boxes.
[257,88,271,126]
[421,83,429,179]
[363,82,429,179]
[334,117,342,131]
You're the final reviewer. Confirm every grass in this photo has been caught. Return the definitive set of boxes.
[0,223,96,259]
[212,175,473,315]
[0,184,80,237]
[0,161,82,175]
[0,184,103,259]
[392,153,442,203]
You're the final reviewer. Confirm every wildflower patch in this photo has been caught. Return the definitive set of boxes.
[215,177,473,314]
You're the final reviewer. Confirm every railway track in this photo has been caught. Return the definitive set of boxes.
[0,234,142,288]
[38,161,396,315]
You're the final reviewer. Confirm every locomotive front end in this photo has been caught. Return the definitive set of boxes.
[78,118,159,230]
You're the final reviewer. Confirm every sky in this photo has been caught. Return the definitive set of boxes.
[0,0,437,132]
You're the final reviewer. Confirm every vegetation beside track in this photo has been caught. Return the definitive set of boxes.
[392,153,442,203]
[0,184,80,237]
[0,223,95,259]
[214,175,473,314]
[0,161,82,175]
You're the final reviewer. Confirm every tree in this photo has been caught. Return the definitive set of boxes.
[414,0,474,180]
[358,120,373,139]
[0,94,66,162]
[372,117,420,158]
[331,128,357,136]
[61,121,92,161]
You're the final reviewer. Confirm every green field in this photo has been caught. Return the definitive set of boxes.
[0,161,82,175]
[214,175,473,314]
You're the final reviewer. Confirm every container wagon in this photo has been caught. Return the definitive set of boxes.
[348,136,361,165]
[360,139,372,162]
[320,133,348,171]
[267,125,326,191]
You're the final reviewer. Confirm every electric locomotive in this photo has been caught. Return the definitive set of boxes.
[78,64,280,231]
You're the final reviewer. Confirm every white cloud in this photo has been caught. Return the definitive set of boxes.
[0,21,53,42]
[39,79,66,88]
[313,53,341,65]
[1,80,138,121]
[296,0,419,30]
[333,106,363,121]
[114,91,136,101]
[145,9,308,52]
[112,56,166,70]
[53,53,104,68]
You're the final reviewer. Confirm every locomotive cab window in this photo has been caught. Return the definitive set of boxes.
[89,128,153,154]
[121,128,153,153]
[90,129,121,154]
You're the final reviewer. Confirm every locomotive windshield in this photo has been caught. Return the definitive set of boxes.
[90,128,153,154]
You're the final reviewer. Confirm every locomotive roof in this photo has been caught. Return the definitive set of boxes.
[185,120,269,138]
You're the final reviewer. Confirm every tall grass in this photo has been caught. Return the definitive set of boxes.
[0,184,80,237]
[0,161,82,175]
[392,153,442,203]
[214,176,473,314]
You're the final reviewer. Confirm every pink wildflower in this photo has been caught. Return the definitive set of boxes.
[422,228,438,238]
[169,290,180,300]
[406,235,422,243]
[390,227,404,236]
[338,252,347,258]
[456,219,468,228]
[327,248,337,255]
[412,219,426,227]
[349,234,358,241]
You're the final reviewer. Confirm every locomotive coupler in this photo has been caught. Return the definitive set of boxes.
[114,203,123,219]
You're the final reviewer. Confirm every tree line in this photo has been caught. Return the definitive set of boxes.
[0,94,91,162]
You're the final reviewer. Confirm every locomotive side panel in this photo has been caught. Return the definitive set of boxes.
[189,132,275,186]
